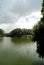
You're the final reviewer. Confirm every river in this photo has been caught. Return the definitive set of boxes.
[0,37,44,65]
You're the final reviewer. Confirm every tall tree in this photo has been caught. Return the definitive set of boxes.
[33,0,44,58]
[33,0,44,42]
[0,29,4,37]
[41,0,44,23]
[41,0,44,16]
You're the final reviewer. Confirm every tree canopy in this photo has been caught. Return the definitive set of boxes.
[10,28,32,37]
[33,0,44,58]
[33,0,44,42]
[0,29,4,37]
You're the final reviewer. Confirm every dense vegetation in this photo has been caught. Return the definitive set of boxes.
[0,29,4,37]
[33,0,44,58]
[33,0,44,42]
[0,28,33,42]
[5,28,33,38]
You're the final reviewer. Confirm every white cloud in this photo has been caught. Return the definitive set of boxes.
[0,12,41,32]
[12,12,41,29]
[0,0,42,32]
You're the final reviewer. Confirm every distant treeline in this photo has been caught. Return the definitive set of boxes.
[0,28,33,38]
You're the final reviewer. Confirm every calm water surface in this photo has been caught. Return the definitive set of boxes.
[0,37,44,65]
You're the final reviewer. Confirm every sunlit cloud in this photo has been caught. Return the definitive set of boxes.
[13,12,41,29]
[0,12,41,33]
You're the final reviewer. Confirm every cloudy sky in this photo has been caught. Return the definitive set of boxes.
[0,0,42,32]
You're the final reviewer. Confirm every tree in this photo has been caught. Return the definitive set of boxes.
[10,28,32,37]
[33,0,44,42]
[41,0,44,16]
[10,28,22,37]
[40,0,44,23]
[0,29,4,37]
[33,23,44,42]
[33,0,44,58]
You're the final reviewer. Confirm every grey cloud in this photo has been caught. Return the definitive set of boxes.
[0,12,19,24]
[0,0,42,24]
[12,0,42,16]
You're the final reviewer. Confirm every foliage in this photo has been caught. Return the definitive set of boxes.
[33,0,44,58]
[5,33,11,37]
[41,0,44,16]
[36,41,44,58]
[33,0,44,42]
[10,28,32,37]
[10,28,22,37]
[0,29,4,37]
[33,23,44,42]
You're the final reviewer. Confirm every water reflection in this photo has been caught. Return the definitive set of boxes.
[11,37,31,44]
[0,37,44,65]
[0,37,3,43]
[36,42,44,59]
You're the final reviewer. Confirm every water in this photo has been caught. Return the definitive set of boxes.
[0,37,44,65]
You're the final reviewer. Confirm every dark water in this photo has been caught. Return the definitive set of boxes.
[0,37,44,65]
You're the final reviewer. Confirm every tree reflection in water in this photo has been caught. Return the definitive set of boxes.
[36,41,44,58]
[0,37,3,43]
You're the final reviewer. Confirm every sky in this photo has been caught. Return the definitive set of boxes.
[0,0,42,32]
